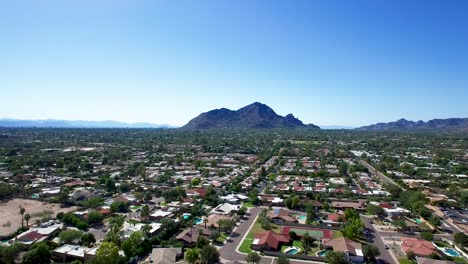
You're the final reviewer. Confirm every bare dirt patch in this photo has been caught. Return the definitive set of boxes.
[0,198,77,237]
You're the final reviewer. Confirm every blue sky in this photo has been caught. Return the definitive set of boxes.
[1,0,467,127]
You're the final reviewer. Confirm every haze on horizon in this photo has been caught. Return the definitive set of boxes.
[1,1,467,127]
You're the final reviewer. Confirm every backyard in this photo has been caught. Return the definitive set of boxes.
[0,198,77,237]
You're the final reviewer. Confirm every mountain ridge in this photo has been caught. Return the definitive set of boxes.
[0,118,175,128]
[182,102,320,130]
[356,118,468,131]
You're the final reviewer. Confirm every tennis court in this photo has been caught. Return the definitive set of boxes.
[281,226,332,239]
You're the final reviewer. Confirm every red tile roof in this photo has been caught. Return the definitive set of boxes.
[253,231,290,250]
[401,237,438,257]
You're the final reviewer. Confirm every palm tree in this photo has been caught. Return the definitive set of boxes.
[203,217,208,228]
[19,207,25,228]
[24,213,31,228]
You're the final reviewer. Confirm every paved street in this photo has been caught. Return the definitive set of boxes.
[361,215,398,264]
[219,207,324,264]
[359,160,404,190]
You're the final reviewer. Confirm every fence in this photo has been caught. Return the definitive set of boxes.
[274,221,341,230]
[263,250,326,262]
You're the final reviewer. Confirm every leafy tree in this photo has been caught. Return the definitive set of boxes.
[134,192,144,202]
[191,178,201,186]
[81,233,96,247]
[325,251,349,264]
[344,209,359,221]
[196,236,210,249]
[406,251,416,260]
[200,245,219,264]
[22,242,51,264]
[141,205,150,220]
[218,219,234,233]
[110,201,129,213]
[92,242,124,264]
[87,211,104,225]
[1,243,23,264]
[122,231,143,259]
[392,219,407,231]
[209,231,220,241]
[428,216,441,228]
[105,178,116,192]
[83,197,104,209]
[261,217,271,230]
[246,252,261,264]
[420,232,433,241]
[185,248,199,264]
[454,232,468,247]
[106,215,125,244]
[276,254,290,264]
[59,229,83,244]
[237,206,247,216]
[365,204,385,218]
[363,244,380,263]
[159,218,179,240]
[341,218,364,240]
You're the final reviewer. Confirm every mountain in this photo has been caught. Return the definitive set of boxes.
[357,118,468,131]
[320,125,357,130]
[182,102,319,129]
[0,118,176,128]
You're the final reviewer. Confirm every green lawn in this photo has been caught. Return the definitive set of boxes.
[453,257,468,264]
[399,258,414,264]
[239,232,253,254]
[243,202,255,208]
[332,230,344,238]
[251,221,279,233]
[280,240,322,256]
[434,241,450,248]
[216,232,228,243]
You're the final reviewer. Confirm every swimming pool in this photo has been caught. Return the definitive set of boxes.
[414,218,423,224]
[283,246,301,255]
[195,218,203,225]
[444,248,460,257]
[317,250,331,257]
[298,215,307,220]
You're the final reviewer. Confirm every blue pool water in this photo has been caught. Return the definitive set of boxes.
[183,215,190,220]
[195,218,203,224]
[298,215,307,220]
[444,248,460,257]
[286,249,299,255]
[317,250,330,257]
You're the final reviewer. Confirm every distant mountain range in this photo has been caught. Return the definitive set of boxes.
[356,118,468,131]
[0,119,176,128]
[182,102,320,129]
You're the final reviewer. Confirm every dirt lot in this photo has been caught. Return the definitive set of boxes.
[0,198,77,237]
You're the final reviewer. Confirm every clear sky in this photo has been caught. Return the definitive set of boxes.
[1,0,467,127]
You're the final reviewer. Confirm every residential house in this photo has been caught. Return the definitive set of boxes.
[251,231,290,251]
[15,224,62,247]
[401,237,439,257]
[176,226,212,245]
[210,203,240,216]
[53,244,99,263]
[331,200,366,211]
[149,248,182,264]
[268,208,297,224]
[323,237,364,263]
